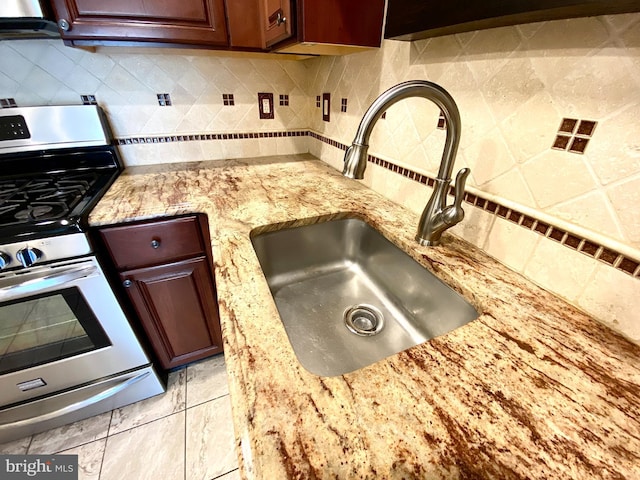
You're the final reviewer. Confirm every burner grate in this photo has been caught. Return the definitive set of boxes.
[0,172,98,227]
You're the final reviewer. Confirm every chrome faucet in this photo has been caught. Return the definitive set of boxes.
[342,80,470,246]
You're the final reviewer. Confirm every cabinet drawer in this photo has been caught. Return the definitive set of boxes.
[99,216,206,270]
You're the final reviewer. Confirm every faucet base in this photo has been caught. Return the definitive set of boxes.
[416,236,440,247]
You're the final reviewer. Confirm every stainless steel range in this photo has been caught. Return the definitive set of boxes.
[0,105,165,444]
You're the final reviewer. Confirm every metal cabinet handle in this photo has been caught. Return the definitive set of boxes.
[58,19,70,31]
[150,239,161,249]
[123,279,132,288]
[269,9,287,27]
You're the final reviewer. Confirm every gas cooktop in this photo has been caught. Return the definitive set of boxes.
[0,172,99,225]
[0,105,123,253]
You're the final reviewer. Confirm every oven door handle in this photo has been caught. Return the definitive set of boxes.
[0,264,98,299]
[0,372,150,431]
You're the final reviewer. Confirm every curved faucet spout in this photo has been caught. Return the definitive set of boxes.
[342,80,469,246]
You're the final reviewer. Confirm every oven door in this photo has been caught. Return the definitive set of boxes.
[0,257,150,407]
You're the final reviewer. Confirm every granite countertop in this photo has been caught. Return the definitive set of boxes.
[89,154,640,479]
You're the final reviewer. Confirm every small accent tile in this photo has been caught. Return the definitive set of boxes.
[552,135,572,150]
[521,216,535,229]
[341,98,348,113]
[534,222,550,235]
[81,95,97,105]
[485,201,498,213]
[619,257,639,275]
[576,120,597,137]
[559,118,578,134]
[549,228,565,242]
[563,234,582,249]
[0,98,17,108]
[507,211,523,224]
[157,93,172,106]
[437,111,446,130]
[316,96,321,108]
[580,241,599,257]
[553,117,597,154]
[279,94,289,106]
[568,137,589,154]
[598,248,619,265]
[223,94,234,106]
[474,197,486,208]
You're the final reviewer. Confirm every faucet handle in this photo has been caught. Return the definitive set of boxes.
[440,167,470,228]
[452,167,470,210]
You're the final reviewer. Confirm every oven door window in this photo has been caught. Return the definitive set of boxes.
[0,287,111,375]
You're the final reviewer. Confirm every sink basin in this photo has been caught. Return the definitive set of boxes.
[251,217,478,376]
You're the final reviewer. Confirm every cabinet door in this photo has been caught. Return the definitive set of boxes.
[121,256,223,370]
[50,0,228,47]
[226,0,264,48]
[262,0,292,47]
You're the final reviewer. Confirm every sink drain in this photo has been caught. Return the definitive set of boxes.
[344,304,384,336]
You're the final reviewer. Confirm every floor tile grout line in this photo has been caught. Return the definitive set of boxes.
[51,435,108,455]
[106,408,186,439]
[97,434,108,480]
[24,435,34,455]
[211,467,239,480]
[186,392,231,411]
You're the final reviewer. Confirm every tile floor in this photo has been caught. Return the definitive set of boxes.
[0,354,240,480]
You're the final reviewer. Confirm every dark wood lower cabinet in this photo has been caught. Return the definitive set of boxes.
[121,256,223,370]
[96,214,223,371]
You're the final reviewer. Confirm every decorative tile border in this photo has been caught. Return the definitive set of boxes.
[115,131,307,145]
[308,131,640,279]
[113,129,639,278]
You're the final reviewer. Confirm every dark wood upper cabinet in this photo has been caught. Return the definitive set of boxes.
[385,0,640,41]
[48,0,386,53]
[268,0,386,55]
[262,0,293,48]
[226,0,264,49]
[49,0,229,47]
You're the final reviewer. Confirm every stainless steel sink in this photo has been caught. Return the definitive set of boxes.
[251,218,478,376]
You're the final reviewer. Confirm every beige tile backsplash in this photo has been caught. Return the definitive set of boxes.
[1,13,638,341]
[307,14,640,341]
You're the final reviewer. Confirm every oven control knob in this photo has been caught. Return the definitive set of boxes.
[16,247,43,268]
[0,252,10,270]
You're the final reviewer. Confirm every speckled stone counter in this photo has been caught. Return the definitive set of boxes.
[89,154,640,480]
